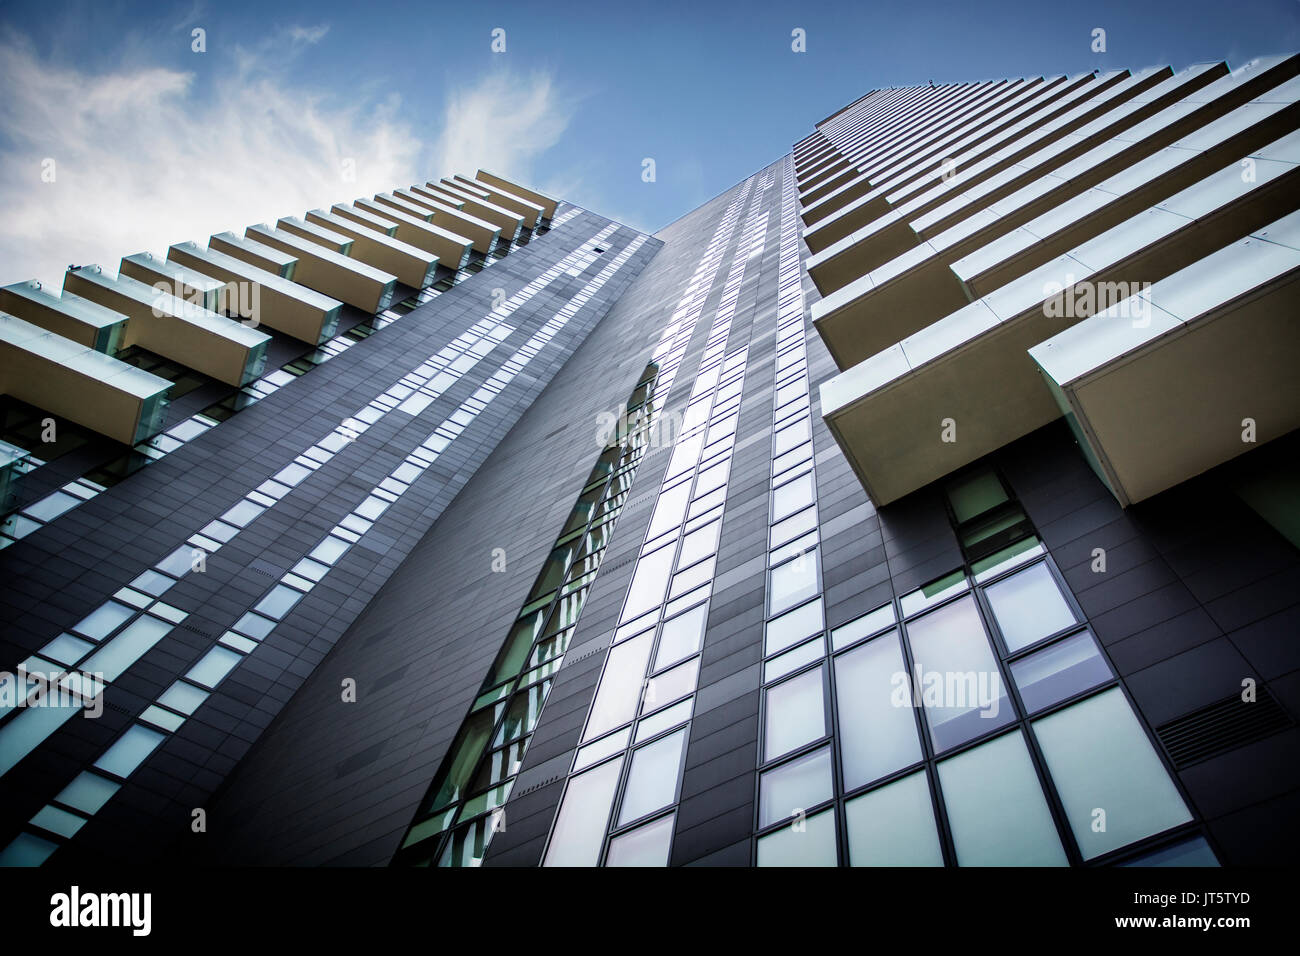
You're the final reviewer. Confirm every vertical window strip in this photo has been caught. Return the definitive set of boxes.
[399,185,763,867]
[754,156,835,865]
[540,177,774,867]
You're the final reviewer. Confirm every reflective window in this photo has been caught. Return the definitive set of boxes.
[937,730,1068,866]
[770,551,818,615]
[646,481,690,539]
[829,603,895,651]
[765,598,823,655]
[677,520,721,568]
[1010,630,1111,713]
[764,666,825,761]
[845,771,944,866]
[606,813,675,867]
[94,725,166,779]
[899,570,967,617]
[643,656,698,711]
[984,562,1076,651]
[835,631,923,789]
[765,636,824,683]
[79,614,172,681]
[254,584,302,620]
[1033,687,1192,860]
[55,772,120,815]
[757,808,836,866]
[72,602,133,640]
[186,646,242,688]
[654,604,707,671]
[542,756,624,867]
[585,631,653,740]
[1118,835,1218,867]
[617,728,686,826]
[947,469,1008,522]
[773,417,810,457]
[622,545,675,619]
[773,472,815,521]
[635,697,692,744]
[904,595,1013,752]
[759,745,833,828]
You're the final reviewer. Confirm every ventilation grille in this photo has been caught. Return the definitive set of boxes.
[1156,688,1293,769]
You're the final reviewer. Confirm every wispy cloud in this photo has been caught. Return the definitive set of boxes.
[288,24,330,46]
[431,70,574,196]
[0,35,572,288]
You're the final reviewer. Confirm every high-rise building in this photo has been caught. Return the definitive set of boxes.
[1,56,1297,869]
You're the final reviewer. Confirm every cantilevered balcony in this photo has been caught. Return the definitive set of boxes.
[353,198,473,269]
[0,280,128,354]
[474,169,560,219]
[63,266,269,386]
[422,182,525,239]
[246,224,397,314]
[302,210,439,289]
[389,188,500,253]
[167,240,342,345]
[451,174,543,227]
[820,145,1300,506]
[811,57,1300,369]
[0,313,171,445]
[1030,211,1300,506]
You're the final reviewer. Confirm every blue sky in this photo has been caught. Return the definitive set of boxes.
[2,0,1298,284]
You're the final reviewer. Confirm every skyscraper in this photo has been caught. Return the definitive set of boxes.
[1,55,1297,869]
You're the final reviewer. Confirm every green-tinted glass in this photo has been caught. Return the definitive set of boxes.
[947,469,1008,523]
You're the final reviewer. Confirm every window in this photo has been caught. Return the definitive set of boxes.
[72,602,133,640]
[617,729,686,826]
[606,813,675,867]
[835,631,923,789]
[904,595,1013,752]
[622,545,675,619]
[635,698,692,744]
[585,631,653,740]
[766,600,824,659]
[770,551,818,615]
[642,657,698,712]
[543,756,624,867]
[773,417,810,457]
[829,604,895,651]
[186,646,242,688]
[937,730,1067,866]
[845,771,943,866]
[646,481,690,539]
[254,584,302,620]
[759,746,833,828]
[677,519,720,568]
[1118,835,1218,867]
[1033,688,1192,860]
[773,472,815,521]
[947,469,1008,522]
[757,808,836,866]
[764,666,825,761]
[984,562,1076,651]
[94,725,166,779]
[765,636,824,683]
[1009,630,1111,713]
[654,604,707,671]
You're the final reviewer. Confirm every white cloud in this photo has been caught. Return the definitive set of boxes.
[288,24,330,46]
[430,70,574,197]
[0,36,572,290]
